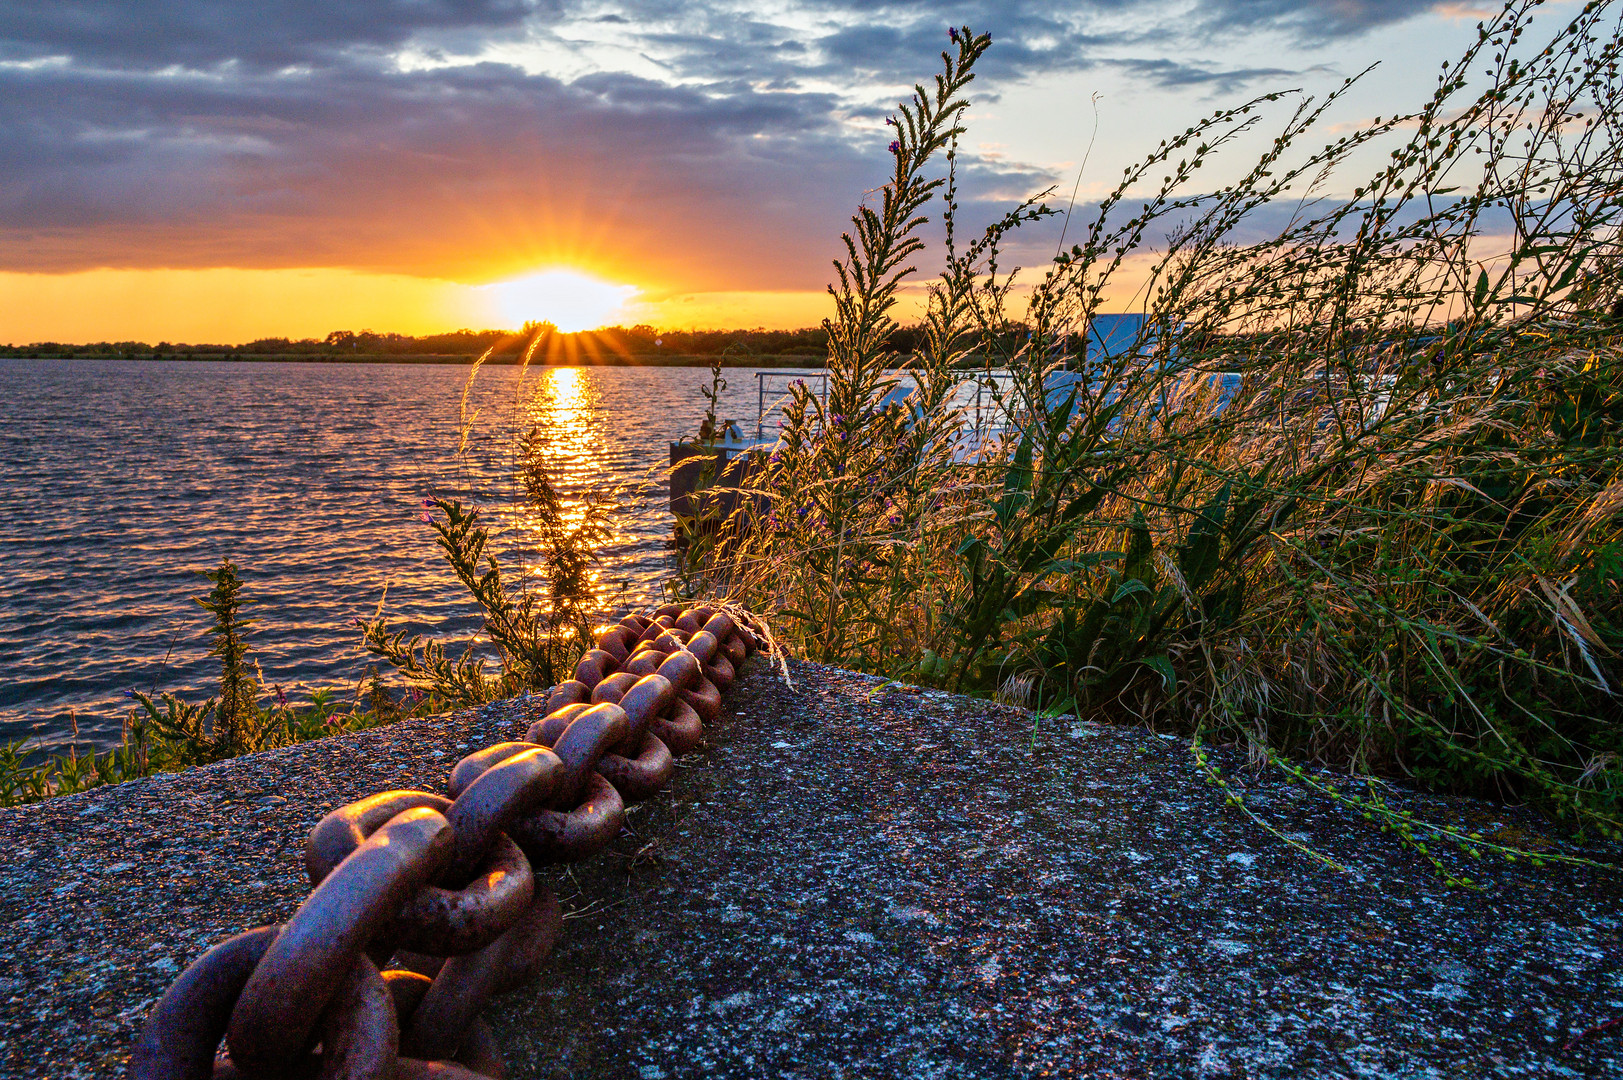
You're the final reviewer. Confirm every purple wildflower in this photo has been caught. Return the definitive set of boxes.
[888,140,900,155]
[275,684,288,707]
[885,117,896,127]
[123,688,136,698]
[949,26,959,43]
[420,510,433,523]
[421,498,434,508]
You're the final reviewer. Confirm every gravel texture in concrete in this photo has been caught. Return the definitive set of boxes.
[0,659,1618,1078]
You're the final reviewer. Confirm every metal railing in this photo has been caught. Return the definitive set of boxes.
[755,371,828,441]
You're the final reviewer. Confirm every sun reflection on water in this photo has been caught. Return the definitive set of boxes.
[512,365,643,605]
[524,365,598,472]
[0,361,784,748]
[544,364,584,413]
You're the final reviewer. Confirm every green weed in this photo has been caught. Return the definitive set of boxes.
[699,5,1623,865]
[362,327,614,705]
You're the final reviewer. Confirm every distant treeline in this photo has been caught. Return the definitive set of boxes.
[0,322,1066,366]
[0,323,870,364]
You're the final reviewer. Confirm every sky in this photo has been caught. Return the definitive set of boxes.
[0,1,1581,343]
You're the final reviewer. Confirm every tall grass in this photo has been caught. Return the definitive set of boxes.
[701,4,1623,845]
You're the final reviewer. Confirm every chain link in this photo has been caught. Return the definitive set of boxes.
[130,603,766,1079]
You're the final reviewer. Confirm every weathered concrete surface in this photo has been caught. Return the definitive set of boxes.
[0,660,1619,1078]
[0,697,532,1079]
[491,662,1623,1079]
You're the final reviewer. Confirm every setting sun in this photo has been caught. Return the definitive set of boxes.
[482,269,638,333]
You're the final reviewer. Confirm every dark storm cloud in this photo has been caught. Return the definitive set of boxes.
[0,0,1458,282]
[0,1,553,70]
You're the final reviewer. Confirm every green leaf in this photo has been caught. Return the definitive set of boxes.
[997,432,1035,528]
[1177,480,1231,591]
[1140,654,1176,692]
[1111,578,1153,604]
[1554,247,1591,291]
[1122,511,1155,587]
[1040,551,1124,577]
[1059,484,1110,525]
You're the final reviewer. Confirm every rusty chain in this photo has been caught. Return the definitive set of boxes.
[129,602,767,1080]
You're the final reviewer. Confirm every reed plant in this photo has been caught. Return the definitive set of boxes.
[700,4,1623,856]
[361,327,614,704]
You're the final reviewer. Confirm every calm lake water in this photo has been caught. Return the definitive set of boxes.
[0,358,800,749]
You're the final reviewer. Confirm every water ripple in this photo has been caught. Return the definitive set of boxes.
[0,358,796,748]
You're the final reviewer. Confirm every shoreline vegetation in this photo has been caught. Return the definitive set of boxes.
[0,324,839,365]
[5,3,1621,887]
[0,415,616,806]
[0,560,427,806]
[0,352,825,367]
[681,8,1623,880]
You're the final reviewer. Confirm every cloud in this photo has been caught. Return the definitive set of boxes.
[0,1,554,70]
[1108,57,1304,96]
[1193,0,1453,43]
[0,53,1069,287]
[0,0,1468,290]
